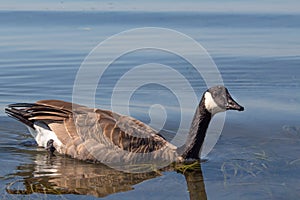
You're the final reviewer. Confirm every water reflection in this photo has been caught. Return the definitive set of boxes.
[6,153,207,199]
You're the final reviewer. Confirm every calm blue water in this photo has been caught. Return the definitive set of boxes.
[0,3,300,200]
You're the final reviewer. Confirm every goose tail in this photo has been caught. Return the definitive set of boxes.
[5,103,36,129]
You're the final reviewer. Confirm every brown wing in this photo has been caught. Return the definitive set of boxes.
[37,100,168,153]
[111,115,168,153]
[7,100,169,159]
[36,99,84,112]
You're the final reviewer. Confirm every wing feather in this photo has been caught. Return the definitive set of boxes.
[7,100,174,162]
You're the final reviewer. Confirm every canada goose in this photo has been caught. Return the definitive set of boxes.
[5,86,243,165]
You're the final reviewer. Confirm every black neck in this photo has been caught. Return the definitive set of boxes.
[180,96,212,159]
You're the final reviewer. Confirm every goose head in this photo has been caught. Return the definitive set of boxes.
[204,85,244,115]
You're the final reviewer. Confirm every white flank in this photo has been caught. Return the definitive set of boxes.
[204,92,226,115]
[27,122,62,150]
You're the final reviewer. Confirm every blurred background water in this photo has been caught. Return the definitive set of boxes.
[0,0,300,199]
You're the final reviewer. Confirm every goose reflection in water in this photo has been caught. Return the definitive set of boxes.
[6,153,207,199]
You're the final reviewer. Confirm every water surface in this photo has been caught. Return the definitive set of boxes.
[0,6,300,200]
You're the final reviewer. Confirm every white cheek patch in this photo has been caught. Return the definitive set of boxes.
[204,92,226,115]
